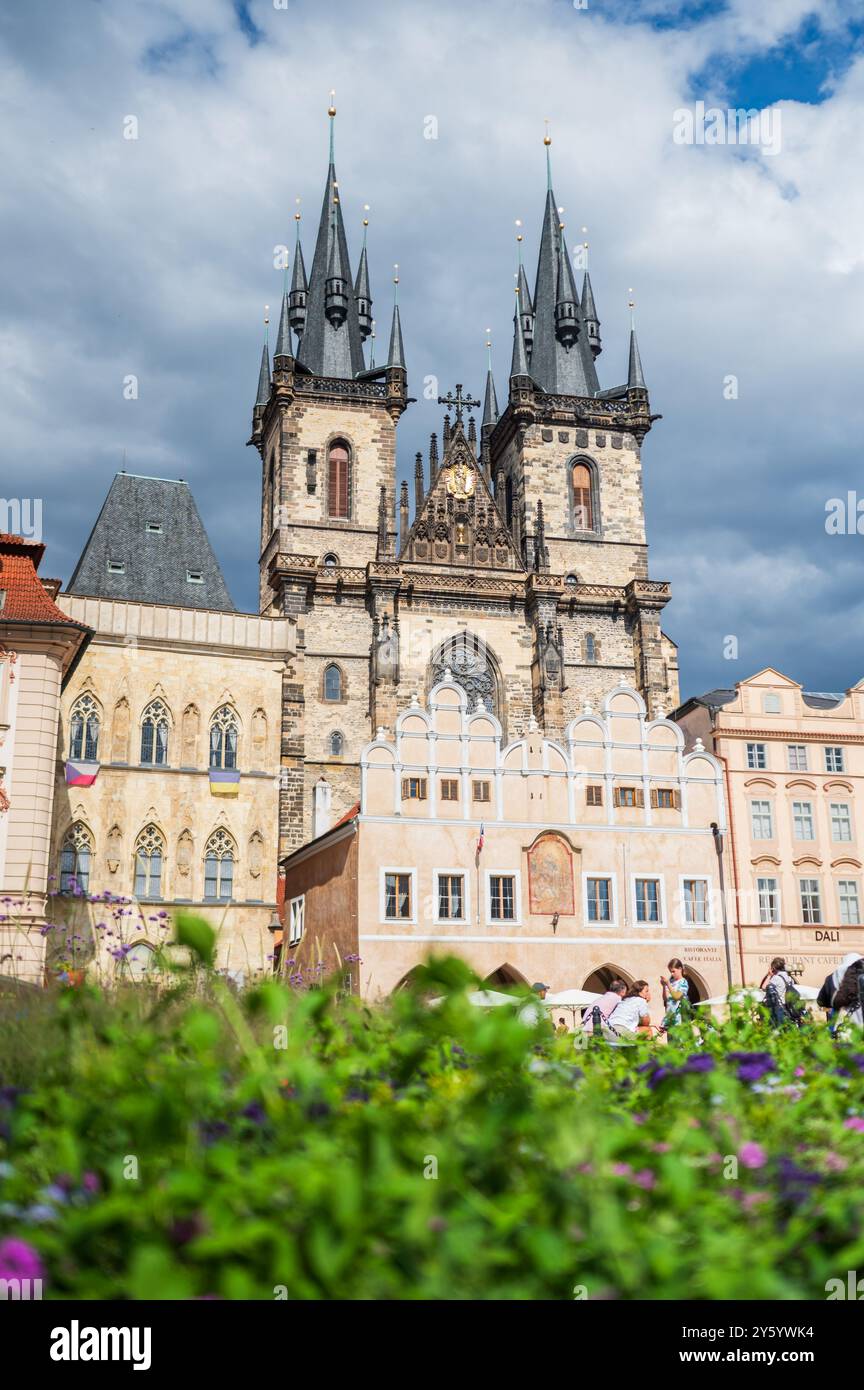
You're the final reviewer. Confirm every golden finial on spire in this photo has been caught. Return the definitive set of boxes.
[264,304,270,326]
[363,202,370,228]
[515,217,523,244]
[295,196,301,223]
[543,118,551,147]
[393,263,399,285]
[328,89,336,117]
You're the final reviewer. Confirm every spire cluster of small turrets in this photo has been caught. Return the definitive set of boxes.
[253,99,404,412]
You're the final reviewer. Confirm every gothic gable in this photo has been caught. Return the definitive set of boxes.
[400,426,522,571]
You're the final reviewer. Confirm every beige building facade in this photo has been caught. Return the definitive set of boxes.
[283,678,732,1018]
[47,594,294,982]
[672,668,864,989]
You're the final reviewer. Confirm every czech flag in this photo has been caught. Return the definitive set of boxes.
[476,822,485,854]
[65,761,99,787]
[209,768,241,797]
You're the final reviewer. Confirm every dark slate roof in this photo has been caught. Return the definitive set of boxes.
[802,691,845,709]
[66,473,235,610]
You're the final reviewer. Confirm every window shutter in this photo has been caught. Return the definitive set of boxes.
[419,778,427,800]
[635,788,645,808]
[673,790,681,810]
[401,778,409,799]
[650,788,658,809]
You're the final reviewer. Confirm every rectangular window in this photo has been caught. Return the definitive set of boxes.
[635,878,661,923]
[757,877,780,925]
[787,745,808,771]
[586,877,612,923]
[838,880,861,926]
[614,786,644,808]
[437,874,464,921]
[472,780,491,803]
[146,522,163,534]
[401,777,427,801]
[288,896,305,946]
[825,746,845,773]
[747,743,766,770]
[651,788,678,810]
[682,878,709,925]
[586,785,603,807]
[440,779,459,802]
[799,878,821,925]
[830,802,852,842]
[107,560,125,574]
[750,799,773,839]
[489,875,516,921]
[186,570,204,584]
[384,872,412,920]
[763,693,781,714]
[792,801,814,840]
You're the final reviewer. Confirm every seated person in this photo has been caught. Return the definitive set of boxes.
[607,981,653,1036]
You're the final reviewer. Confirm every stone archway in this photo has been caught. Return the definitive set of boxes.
[484,963,528,987]
[582,963,634,993]
[681,964,708,1005]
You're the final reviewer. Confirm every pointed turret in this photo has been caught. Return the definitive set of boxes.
[288,220,308,336]
[554,227,580,348]
[255,333,270,409]
[467,415,477,452]
[581,271,601,359]
[387,301,405,369]
[442,413,451,452]
[399,479,409,551]
[481,342,499,478]
[354,215,373,342]
[527,132,599,397]
[376,484,388,558]
[429,432,439,479]
[414,451,424,511]
[294,102,366,378]
[517,265,534,356]
[510,296,530,381]
[628,325,646,390]
[274,290,293,363]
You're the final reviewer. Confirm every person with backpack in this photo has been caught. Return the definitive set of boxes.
[830,958,864,1033]
[817,952,864,1016]
[760,957,805,1027]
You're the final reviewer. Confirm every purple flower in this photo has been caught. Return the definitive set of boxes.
[0,1238,44,1283]
[738,1141,767,1170]
[81,1171,100,1194]
[843,1116,864,1132]
[729,1051,776,1083]
[681,1054,715,1074]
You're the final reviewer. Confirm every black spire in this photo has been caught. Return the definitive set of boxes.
[289,220,308,337]
[354,215,373,342]
[581,271,601,359]
[628,324,646,389]
[274,290,293,362]
[510,296,530,380]
[255,338,270,408]
[295,104,366,378]
[528,135,599,397]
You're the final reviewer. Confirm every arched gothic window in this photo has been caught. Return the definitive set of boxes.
[328,440,351,519]
[329,730,344,757]
[59,822,93,894]
[209,705,239,770]
[322,553,339,570]
[140,700,170,766]
[204,829,235,901]
[69,694,100,762]
[572,461,595,531]
[585,633,599,664]
[323,664,342,702]
[134,825,164,900]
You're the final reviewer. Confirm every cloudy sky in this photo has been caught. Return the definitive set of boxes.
[2,0,863,701]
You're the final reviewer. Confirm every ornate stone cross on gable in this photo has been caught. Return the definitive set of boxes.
[437,383,480,426]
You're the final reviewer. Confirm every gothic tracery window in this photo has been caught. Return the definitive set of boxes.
[432,633,498,716]
[134,824,164,900]
[204,828,235,901]
[209,705,239,770]
[140,699,170,766]
[59,821,93,894]
[323,664,343,702]
[69,694,100,762]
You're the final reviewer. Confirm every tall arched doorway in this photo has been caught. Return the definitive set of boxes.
[430,632,501,721]
[681,965,708,1005]
[582,963,634,994]
[484,963,528,988]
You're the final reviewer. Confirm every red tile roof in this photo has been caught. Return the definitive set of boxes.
[332,800,360,829]
[0,534,81,626]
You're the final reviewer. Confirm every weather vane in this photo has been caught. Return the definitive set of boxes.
[437,383,480,426]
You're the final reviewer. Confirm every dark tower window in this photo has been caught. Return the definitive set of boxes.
[328,441,350,519]
[505,475,513,527]
[323,664,342,701]
[585,633,599,664]
[572,462,594,531]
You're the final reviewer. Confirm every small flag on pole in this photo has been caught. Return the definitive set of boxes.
[209,768,241,797]
[476,822,485,854]
[65,761,99,787]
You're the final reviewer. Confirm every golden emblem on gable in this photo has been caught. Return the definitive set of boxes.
[444,461,476,499]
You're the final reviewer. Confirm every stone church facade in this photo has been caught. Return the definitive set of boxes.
[252,114,679,855]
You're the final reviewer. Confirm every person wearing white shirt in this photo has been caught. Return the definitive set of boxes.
[607,981,653,1035]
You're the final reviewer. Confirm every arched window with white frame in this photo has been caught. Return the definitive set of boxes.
[59,821,93,894]
[209,705,239,770]
[134,824,165,900]
[140,700,170,766]
[69,694,100,762]
[204,828,235,901]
